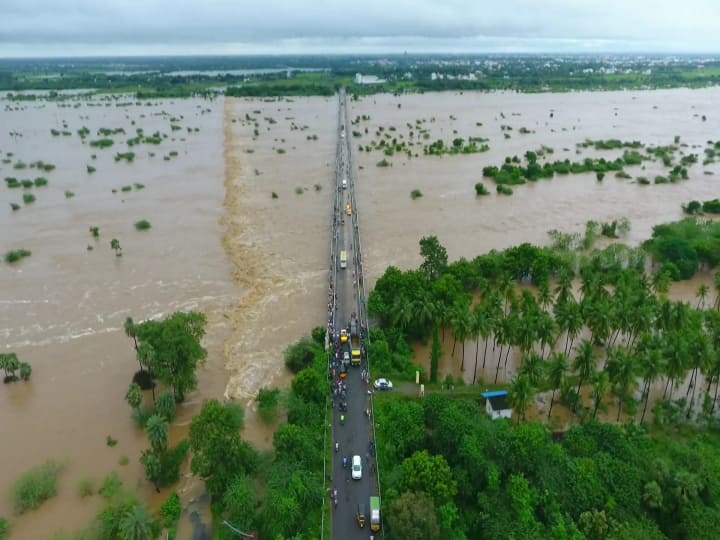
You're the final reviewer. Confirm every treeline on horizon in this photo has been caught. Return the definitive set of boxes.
[3,55,720,97]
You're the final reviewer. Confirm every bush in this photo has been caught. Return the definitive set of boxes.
[474,182,490,195]
[271,191,279,199]
[410,189,423,199]
[284,337,321,373]
[86,165,96,174]
[497,184,513,195]
[134,219,151,231]
[131,406,154,428]
[257,388,281,423]
[23,193,36,204]
[295,186,304,195]
[684,200,702,215]
[64,190,75,198]
[118,456,129,466]
[0,517,10,540]
[5,249,31,263]
[121,185,132,192]
[12,460,64,513]
[77,478,95,498]
[160,492,181,530]
[311,326,326,345]
[34,177,48,187]
[98,472,123,500]
[106,435,118,447]
[10,203,20,211]
[377,158,390,167]
[637,176,650,185]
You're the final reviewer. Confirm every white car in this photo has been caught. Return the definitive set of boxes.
[352,455,362,480]
[373,378,393,391]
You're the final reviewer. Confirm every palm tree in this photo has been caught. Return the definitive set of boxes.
[591,370,610,420]
[474,303,494,382]
[453,305,473,371]
[141,450,162,493]
[145,414,169,453]
[606,348,638,421]
[713,271,720,310]
[510,374,534,423]
[537,278,553,311]
[126,383,143,410]
[520,352,544,388]
[546,352,569,419]
[697,284,710,310]
[537,312,557,359]
[391,296,413,331]
[124,316,139,354]
[637,339,665,423]
[572,340,596,412]
[663,334,689,401]
[119,503,155,540]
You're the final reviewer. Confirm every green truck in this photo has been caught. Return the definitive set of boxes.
[370,496,381,532]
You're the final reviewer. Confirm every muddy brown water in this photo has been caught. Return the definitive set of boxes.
[1,87,719,537]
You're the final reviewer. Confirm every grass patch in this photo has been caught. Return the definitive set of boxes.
[410,189,423,200]
[5,249,31,263]
[11,460,64,514]
[134,219,151,231]
[76,478,94,498]
[0,517,10,540]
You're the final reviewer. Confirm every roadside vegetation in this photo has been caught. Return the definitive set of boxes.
[369,234,720,539]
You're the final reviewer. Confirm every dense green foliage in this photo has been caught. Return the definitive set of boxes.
[284,336,323,373]
[133,311,208,402]
[11,460,63,514]
[376,392,720,540]
[644,219,720,279]
[4,249,31,263]
[4,55,720,96]
[189,400,258,498]
[0,518,9,540]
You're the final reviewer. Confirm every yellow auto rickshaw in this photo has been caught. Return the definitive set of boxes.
[356,503,366,528]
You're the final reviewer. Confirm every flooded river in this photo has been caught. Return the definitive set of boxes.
[1,86,719,536]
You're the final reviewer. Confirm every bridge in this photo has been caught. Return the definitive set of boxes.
[324,89,382,539]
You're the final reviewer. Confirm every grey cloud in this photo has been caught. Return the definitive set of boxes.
[0,0,718,56]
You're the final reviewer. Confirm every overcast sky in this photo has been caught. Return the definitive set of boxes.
[1,0,719,58]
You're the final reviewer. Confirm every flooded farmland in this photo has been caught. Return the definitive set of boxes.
[2,86,720,537]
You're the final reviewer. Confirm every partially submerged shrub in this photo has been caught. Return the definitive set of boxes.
[5,249,31,263]
[12,460,64,513]
[410,189,423,200]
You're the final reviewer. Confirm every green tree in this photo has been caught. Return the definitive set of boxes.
[18,362,31,381]
[591,370,610,420]
[145,415,169,453]
[387,491,442,540]
[283,336,321,373]
[510,374,534,422]
[155,391,176,422]
[135,311,207,402]
[573,340,596,412]
[119,501,156,540]
[124,316,139,356]
[111,238,122,256]
[189,400,258,498]
[430,324,441,383]
[419,235,448,281]
[291,368,327,403]
[397,450,457,506]
[126,383,143,410]
[222,474,256,530]
[0,352,19,380]
[256,387,281,423]
[519,353,544,388]
[546,352,569,419]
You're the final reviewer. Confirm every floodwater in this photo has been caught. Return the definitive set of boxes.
[0,95,236,538]
[349,88,720,386]
[2,86,720,536]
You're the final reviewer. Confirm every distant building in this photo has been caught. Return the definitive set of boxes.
[482,391,512,420]
[354,73,386,85]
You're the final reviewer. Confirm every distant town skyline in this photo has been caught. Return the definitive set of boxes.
[1,0,719,58]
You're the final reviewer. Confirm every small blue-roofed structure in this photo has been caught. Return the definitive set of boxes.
[482,390,512,420]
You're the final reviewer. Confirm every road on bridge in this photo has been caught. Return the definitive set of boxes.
[329,90,379,540]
